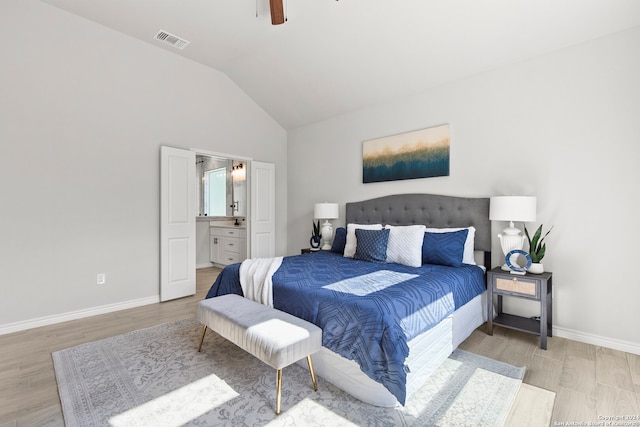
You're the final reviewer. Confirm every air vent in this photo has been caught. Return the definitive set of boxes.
[154,30,190,50]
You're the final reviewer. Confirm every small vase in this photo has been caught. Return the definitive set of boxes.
[528,262,544,274]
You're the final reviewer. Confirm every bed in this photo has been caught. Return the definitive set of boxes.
[205,193,491,407]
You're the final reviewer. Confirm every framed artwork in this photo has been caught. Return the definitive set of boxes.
[362,124,450,183]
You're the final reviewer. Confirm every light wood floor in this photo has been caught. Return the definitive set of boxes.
[1,267,638,426]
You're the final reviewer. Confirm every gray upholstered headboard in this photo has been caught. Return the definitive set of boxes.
[345,193,491,255]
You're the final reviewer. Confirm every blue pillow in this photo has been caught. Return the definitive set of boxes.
[422,229,469,267]
[331,227,347,254]
[354,228,390,263]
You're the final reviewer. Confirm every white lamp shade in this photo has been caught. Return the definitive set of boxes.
[489,196,536,222]
[314,203,339,219]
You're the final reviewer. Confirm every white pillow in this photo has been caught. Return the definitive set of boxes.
[424,226,476,265]
[385,225,426,267]
[344,223,383,258]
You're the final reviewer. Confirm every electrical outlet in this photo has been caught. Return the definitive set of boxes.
[97,273,106,285]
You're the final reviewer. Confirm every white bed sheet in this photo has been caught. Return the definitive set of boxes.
[298,290,488,407]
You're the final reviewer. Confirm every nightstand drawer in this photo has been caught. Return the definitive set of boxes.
[494,276,539,298]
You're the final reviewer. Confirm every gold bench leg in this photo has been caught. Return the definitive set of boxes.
[197,325,207,352]
[276,369,283,415]
[275,356,318,415]
[307,355,318,392]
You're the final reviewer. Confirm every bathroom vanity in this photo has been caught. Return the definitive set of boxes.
[209,222,247,266]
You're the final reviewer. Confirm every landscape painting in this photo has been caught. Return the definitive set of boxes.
[362,124,450,183]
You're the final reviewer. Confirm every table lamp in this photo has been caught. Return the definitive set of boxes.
[314,203,339,250]
[489,196,537,270]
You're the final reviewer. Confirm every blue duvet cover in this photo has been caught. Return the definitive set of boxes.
[205,251,485,404]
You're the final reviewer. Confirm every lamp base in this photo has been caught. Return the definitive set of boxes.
[498,227,525,272]
[320,220,334,251]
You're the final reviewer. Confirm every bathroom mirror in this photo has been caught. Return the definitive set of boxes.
[196,155,247,217]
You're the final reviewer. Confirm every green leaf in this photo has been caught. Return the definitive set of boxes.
[531,243,546,262]
[538,226,554,247]
[312,220,322,238]
[531,225,542,249]
[539,243,546,259]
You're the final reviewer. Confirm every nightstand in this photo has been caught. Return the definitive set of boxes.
[486,267,553,349]
[300,248,322,254]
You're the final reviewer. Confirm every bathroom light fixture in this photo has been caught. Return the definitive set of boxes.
[231,163,245,182]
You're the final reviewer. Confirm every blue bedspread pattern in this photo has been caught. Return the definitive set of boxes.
[206,251,485,405]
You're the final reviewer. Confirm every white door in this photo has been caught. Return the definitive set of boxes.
[250,161,275,258]
[160,146,196,301]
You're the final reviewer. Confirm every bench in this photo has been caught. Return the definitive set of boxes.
[197,294,322,415]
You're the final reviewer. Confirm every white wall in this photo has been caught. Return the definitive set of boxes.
[0,1,287,328]
[288,27,640,351]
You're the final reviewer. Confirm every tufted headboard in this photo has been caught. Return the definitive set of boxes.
[345,193,491,264]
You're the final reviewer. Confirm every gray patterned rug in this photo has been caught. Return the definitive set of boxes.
[53,318,525,426]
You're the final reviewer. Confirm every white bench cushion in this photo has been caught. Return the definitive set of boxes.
[197,294,322,370]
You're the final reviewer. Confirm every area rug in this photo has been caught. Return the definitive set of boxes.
[53,318,527,427]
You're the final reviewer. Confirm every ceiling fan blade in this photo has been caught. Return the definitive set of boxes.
[269,0,285,25]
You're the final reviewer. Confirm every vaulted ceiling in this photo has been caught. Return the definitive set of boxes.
[43,0,640,130]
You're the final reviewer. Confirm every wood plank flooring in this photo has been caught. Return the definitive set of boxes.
[0,267,638,426]
[0,267,218,427]
[459,326,640,425]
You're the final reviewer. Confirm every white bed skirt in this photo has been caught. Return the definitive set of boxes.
[298,290,489,407]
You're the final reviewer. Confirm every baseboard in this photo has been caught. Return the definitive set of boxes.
[0,295,160,336]
[554,325,640,356]
[196,262,215,269]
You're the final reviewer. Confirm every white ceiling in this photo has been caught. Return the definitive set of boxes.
[43,0,640,130]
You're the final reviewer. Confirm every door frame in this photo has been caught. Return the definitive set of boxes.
[191,149,253,260]
[161,147,276,301]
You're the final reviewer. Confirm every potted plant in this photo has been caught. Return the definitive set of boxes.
[310,220,322,251]
[524,224,553,274]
